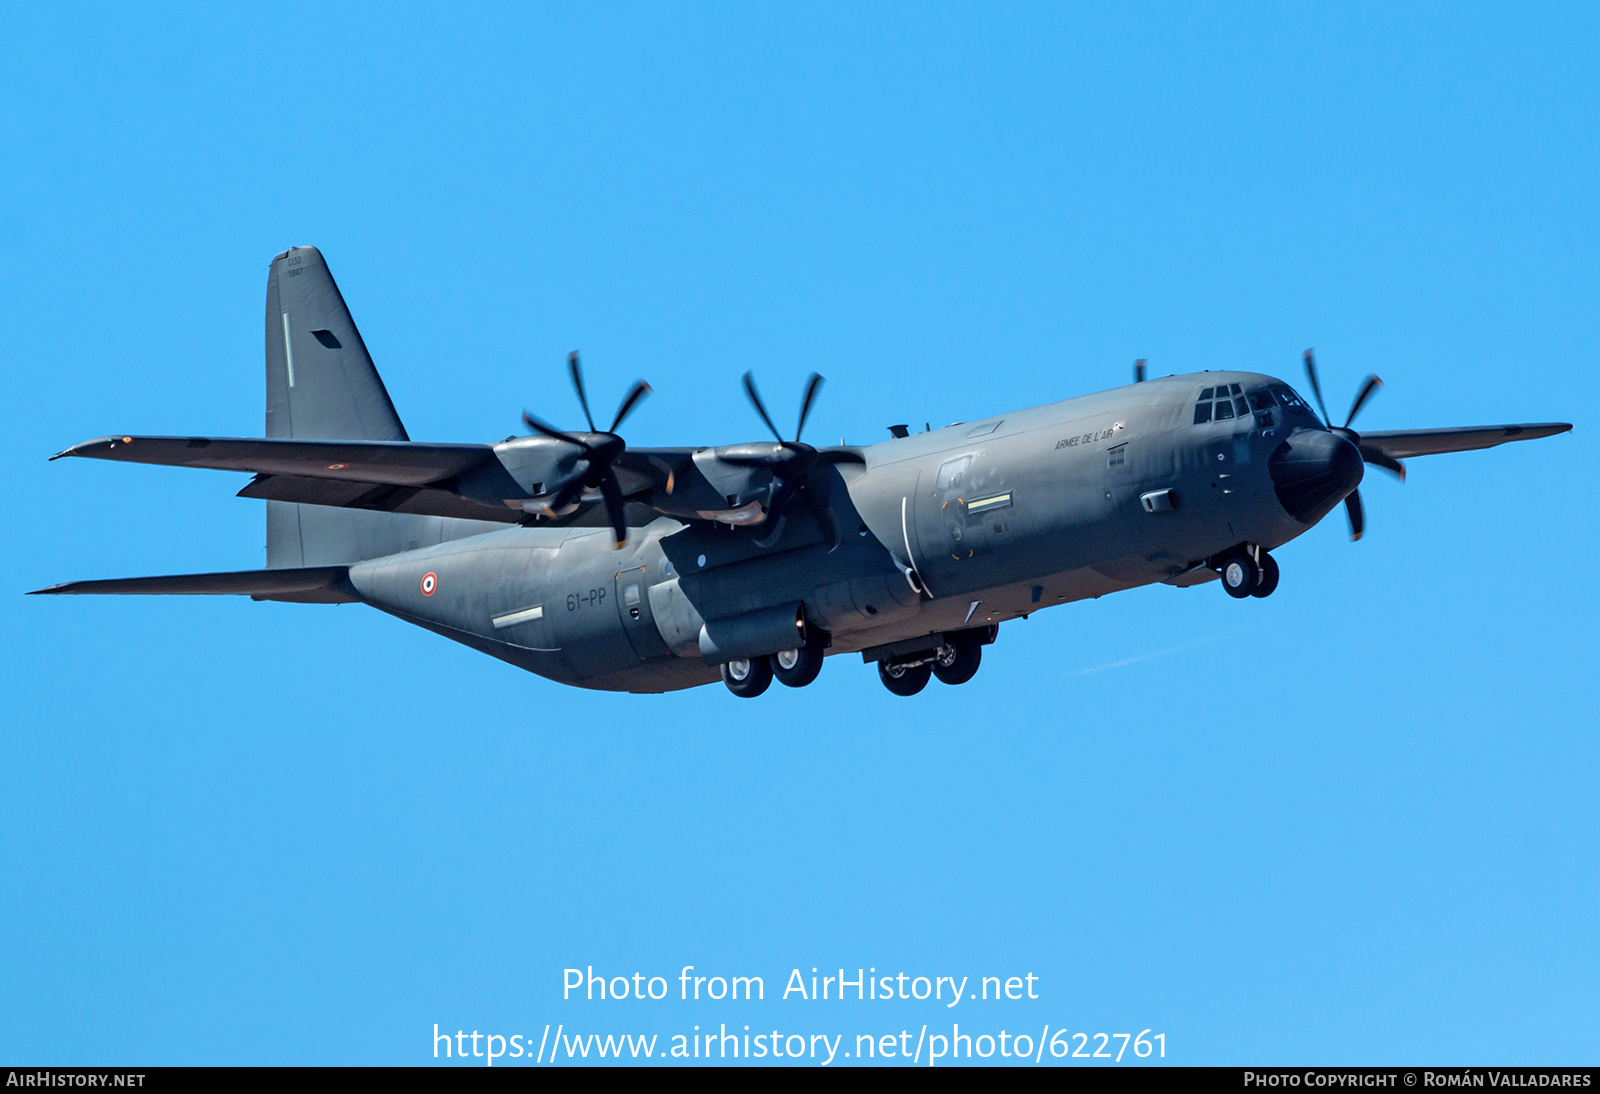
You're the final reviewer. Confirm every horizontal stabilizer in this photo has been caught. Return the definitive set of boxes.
[1359,423,1571,460]
[28,566,358,604]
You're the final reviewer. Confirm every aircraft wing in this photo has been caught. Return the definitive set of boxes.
[49,434,700,527]
[50,435,498,484]
[1358,423,1572,460]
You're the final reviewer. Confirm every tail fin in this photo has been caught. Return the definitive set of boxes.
[264,247,444,566]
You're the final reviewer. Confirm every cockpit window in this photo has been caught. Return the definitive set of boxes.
[1196,382,1299,427]
[1269,385,1308,410]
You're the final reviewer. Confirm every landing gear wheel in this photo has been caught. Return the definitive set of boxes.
[1251,552,1280,598]
[722,657,773,698]
[772,642,825,688]
[932,632,983,685]
[1221,553,1260,599]
[878,659,932,697]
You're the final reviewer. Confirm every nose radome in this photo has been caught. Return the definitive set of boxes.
[1269,428,1365,525]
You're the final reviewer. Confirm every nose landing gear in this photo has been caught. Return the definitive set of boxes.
[1220,546,1279,599]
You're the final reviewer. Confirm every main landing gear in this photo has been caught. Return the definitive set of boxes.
[1219,546,1279,599]
[722,637,827,697]
[721,628,992,698]
[877,628,989,697]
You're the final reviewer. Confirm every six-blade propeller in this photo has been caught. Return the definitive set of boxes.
[719,371,864,549]
[1302,349,1405,542]
[522,351,650,549]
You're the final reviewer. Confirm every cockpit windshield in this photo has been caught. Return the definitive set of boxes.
[1193,382,1312,425]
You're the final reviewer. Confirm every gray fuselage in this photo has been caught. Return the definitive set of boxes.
[345,370,1324,692]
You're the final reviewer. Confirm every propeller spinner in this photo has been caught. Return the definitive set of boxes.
[521,351,650,549]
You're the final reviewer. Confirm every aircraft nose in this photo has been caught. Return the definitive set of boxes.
[1269,428,1365,525]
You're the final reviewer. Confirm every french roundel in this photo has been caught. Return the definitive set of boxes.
[420,572,437,596]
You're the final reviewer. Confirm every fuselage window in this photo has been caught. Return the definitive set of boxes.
[1214,399,1236,421]
[936,455,972,492]
[1193,402,1213,424]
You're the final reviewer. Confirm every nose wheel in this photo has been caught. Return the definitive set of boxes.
[1251,552,1280,598]
[1221,554,1259,598]
[1220,548,1279,599]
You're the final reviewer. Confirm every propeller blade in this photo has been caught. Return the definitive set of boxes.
[599,473,628,549]
[752,477,798,549]
[794,373,824,442]
[1345,374,1383,428]
[1344,489,1365,541]
[1303,349,1332,427]
[803,478,843,551]
[609,379,653,433]
[751,513,788,550]
[1292,348,1331,425]
[568,351,597,432]
[522,411,589,449]
[546,472,589,513]
[742,371,784,442]
[1358,444,1407,481]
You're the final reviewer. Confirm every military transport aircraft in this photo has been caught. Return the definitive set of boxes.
[34,247,1572,697]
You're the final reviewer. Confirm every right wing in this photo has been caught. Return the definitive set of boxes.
[1358,423,1571,460]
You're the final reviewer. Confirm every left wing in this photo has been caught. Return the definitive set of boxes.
[50,433,697,527]
[51,435,501,483]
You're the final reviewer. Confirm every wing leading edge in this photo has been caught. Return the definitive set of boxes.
[1358,423,1571,460]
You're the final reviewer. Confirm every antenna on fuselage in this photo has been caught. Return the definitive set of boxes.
[1134,358,1146,383]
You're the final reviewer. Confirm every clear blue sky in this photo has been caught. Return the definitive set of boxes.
[2,3,1595,1066]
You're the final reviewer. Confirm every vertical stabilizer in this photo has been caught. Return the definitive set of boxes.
[265,245,408,443]
[264,247,484,566]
